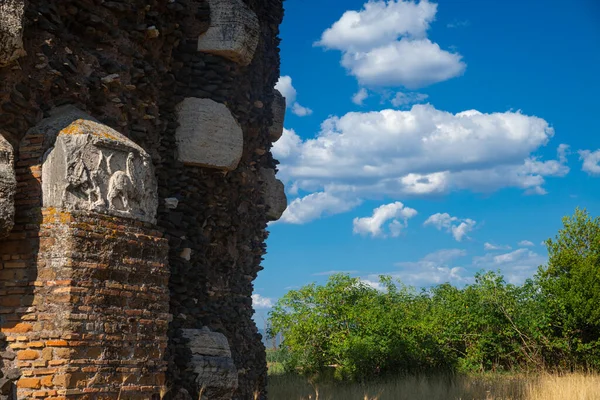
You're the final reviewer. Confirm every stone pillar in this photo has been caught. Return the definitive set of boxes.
[0,108,169,399]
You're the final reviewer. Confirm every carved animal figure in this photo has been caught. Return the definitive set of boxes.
[107,152,138,211]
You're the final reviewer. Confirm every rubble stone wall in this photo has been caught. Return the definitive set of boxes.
[0,0,286,398]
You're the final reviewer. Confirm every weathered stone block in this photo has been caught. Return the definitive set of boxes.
[175,98,243,170]
[182,328,238,400]
[0,133,15,237]
[182,328,232,358]
[197,0,260,66]
[259,168,287,221]
[41,118,159,224]
[269,89,286,142]
[0,0,26,67]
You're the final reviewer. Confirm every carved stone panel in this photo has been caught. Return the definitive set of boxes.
[182,328,238,400]
[269,89,286,143]
[197,0,260,66]
[42,119,158,224]
[0,0,26,66]
[0,133,16,237]
[259,168,287,221]
[175,98,243,171]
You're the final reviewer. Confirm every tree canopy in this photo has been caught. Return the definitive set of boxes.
[268,208,600,380]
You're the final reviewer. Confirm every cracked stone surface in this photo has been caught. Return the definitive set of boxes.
[197,0,260,66]
[269,89,286,142]
[259,168,287,221]
[182,328,238,400]
[0,0,26,67]
[175,98,243,171]
[0,133,15,237]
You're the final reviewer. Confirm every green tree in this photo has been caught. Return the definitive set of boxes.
[536,207,600,369]
[268,274,450,380]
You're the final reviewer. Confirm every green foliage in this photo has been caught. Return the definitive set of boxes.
[268,208,600,381]
[537,207,600,369]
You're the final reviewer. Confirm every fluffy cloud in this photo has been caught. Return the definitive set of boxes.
[361,246,546,288]
[316,0,465,89]
[317,0,437,51]
[360,279,386,291]
[275,75,313,117]
[391,91,429,107]
[273,104,569,224]
[472,248,547,284]
[275,76,296,104]
[484,242,511,251]
[292,103,313,116]
[353,201,417,238]
[518,240,535,247]
[424,213,476,242]
[386,248,470,287]
[352,88,369,105]
[341,39,466,88]
[252,294,273,309]
[278,191,361,224]
[579,149,600,175]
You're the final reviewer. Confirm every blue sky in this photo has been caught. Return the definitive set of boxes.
[251,0,600,312]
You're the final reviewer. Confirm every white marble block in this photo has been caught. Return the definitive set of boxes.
[175,98,243,171]
[269,89,286,142]
[41,118,159,224]
[259,168,287,221]
[197,0,260,66]
[0,0,26,66]
[0,133,16,237]
[182,328,238,400]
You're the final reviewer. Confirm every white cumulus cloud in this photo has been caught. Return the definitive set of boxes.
[352,88,369,105]
[579,149,600,175]
[362,246,546,289]
[273,104,569,224]
[278,191,361,224]
[292,103,313,116]
[473,248,547,284]
[424,212,476,242]
[518,240,535,247]
[388,248,470,287]
[275,75,313,117]
[484,242,511,251]
[316,0,465,89]
[275,75,296,104]
[360,279,386,291]
[252,294,273,309]
[391,91,429,107]
[353,201,417,238]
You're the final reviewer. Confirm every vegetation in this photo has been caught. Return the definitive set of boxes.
[267,372,600,400]
[267,208,600,382]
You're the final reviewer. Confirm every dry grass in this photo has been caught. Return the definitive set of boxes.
[267,372,600,400]
[527,373,600,400]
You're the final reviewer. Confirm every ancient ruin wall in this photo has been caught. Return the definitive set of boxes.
[0,0,286,398]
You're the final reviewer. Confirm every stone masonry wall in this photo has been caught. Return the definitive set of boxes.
[0,0,285,399]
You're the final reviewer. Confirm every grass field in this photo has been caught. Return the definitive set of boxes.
[267,371,600,400]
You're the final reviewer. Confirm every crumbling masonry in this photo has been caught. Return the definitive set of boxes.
[0,0,286,398]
